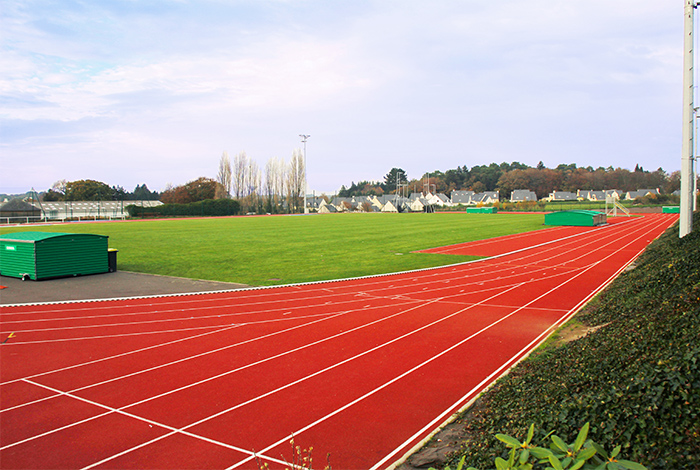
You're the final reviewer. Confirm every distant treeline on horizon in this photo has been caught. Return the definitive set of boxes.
[3,161,684,204]
[339,161,681,199]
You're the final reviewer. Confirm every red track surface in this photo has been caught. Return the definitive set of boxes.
[0,214,678,470]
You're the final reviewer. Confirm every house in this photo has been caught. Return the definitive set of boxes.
[380,200,399,213]
[451,190,474,205]
[471,191,500,205]
[434,193,451,206]
[578,190,622,201]
[407,197,432,212]
[317,202,338,214]
[510,190,537,202]
[625,189,661,200]
[425,193,447,207]
[547,191,579,202]
[305,196,326,211]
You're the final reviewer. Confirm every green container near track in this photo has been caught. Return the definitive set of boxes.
[662,206,680,214]
[544,210,606,227]
[467,207,498,214]
[0,232,109,280]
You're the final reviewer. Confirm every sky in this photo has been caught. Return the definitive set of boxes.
[0,0,685,195]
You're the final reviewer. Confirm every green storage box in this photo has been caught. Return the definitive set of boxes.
[662,206,680,214]
[545,210,607,227]
[0,232,109,280]
[467,207,498,214]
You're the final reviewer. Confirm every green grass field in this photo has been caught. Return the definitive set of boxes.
[1,213,546,286]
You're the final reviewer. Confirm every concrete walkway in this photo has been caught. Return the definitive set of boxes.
[0,271,249,305]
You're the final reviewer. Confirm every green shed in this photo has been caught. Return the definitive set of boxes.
[544,210,607,227]
[0,232,109,280]
[662,206,680,214]
[467,207,498,214]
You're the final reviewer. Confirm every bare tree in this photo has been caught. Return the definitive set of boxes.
[233,151,248,199]
[244,159,261,212]
[286,148,305,213]
[216,151,232,199]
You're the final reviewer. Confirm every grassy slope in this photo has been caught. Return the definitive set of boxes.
[1,213,545,286]
[448,217,700,469]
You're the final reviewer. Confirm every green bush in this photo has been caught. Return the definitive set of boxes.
[446,214,700,469]
[126,199,241,217]
[434,423,646,470]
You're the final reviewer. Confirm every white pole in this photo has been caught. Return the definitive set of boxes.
[299,134,310,214]
[693,108,698,211]
[695,153,698,211]
[681,0,696,237]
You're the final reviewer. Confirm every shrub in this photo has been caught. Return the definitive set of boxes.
[433,423,647,470]
[126,199,241,218]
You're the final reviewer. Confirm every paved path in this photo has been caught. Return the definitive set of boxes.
[0,271,248,305]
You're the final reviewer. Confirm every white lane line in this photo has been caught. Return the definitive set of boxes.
[0,323,241,387]
[250,215,674,470]
[1,311,354,413]
[0,219,638,328]
[9,379,255,459]
[0,221,633,318]
[375,215,675,469]
[83,286,522,470]
[3,311,332,346]
[4,217,672,462]
[4,295,440,446]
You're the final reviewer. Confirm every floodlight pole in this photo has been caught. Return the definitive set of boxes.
[680,0,696,237]
[300,134,310,214]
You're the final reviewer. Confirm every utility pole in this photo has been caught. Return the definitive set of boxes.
[300,134,310,214]
[681,0,696,237]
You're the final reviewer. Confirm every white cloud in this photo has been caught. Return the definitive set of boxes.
[0,0,685,194]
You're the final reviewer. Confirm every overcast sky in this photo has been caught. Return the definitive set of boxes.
[0,0,685,195]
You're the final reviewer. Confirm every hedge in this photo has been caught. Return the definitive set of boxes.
[126,199,241,218]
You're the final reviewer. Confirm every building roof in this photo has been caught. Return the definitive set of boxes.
[0,199,40,213]
[511,190,537,201]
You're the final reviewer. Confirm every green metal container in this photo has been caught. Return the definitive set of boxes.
[544,210,606,227]
[662,206,680,214]
[467,207,498,214]
[0,232,109,280]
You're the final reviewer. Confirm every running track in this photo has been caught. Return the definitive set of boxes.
[0,214,678,469]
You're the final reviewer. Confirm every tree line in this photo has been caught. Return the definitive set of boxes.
[339,162,682,199]
[38,148,307,215]
[42,180,159,201]
[35,160,683,212]
[210,149,306,214]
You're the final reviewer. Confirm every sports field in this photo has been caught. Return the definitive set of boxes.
[0,213,679,469]
[0,213,546,286]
